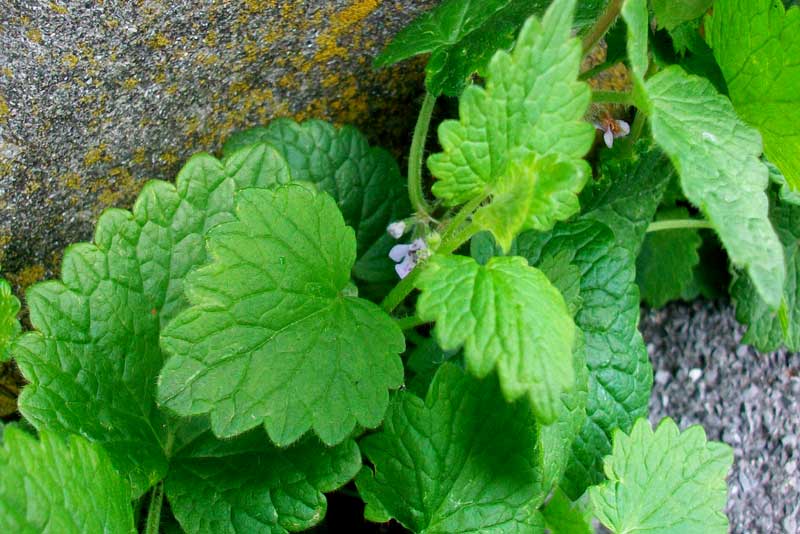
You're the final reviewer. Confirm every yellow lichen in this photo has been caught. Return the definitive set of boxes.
[49,2,69,15]
[83,143,111,166]
[0,96,8,124]
[26,28,43,43]
[9,264,46,291]
[62,53,79,68]
[147,33,171,49]
[60,172,82,189]
[122,77,139,90]
[1,67,12,78]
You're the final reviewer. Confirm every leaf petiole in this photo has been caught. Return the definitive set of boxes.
[408,92,437,216]
[646,219,714,233]
[581,0,624,54]
[381,195,486,314]
[144,481,164,534]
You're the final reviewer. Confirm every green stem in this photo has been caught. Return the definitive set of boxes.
[579,60,618,80]
[629,108,647,143]
[408,92,437,216]
[394,315,428,330]
[381,196,486,314]
[144,482,164,534]
[381,269,421,314]
[592,90,634,106]
[440,193,486,243]
[582,0,624,54]
[646,219,713,233]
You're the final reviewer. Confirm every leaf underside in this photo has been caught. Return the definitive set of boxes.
[645,66,785,309]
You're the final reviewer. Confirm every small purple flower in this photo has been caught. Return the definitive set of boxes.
[594,118,630,148]
[389,238,428,279]
[386,221,407,239]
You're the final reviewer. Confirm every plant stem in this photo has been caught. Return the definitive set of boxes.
[629,108,647,143]
[144,482,164,534]
[440,193,486,243]
[381,195,486,314]
[582,0,624,54]
[394,315,428,330]
[579,60,618,80]
[381,269,421,313]
[646,219,713,233]
[408,92,437,216]
[592,90,634,106]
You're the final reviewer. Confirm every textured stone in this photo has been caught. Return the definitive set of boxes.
[643,300,800,534]
[0,0,433,287]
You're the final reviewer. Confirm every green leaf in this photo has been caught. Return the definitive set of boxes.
[645,65,785,308]
[636,208,703,308]
[580,141,675,250]
[223,120,412,284]
[158,186,404,446]
[537,249,583,316]
[474,153,590,251]
[518,220,652,499]
[589,417,733,534]
[13,149,291,495]
[652,0,712,30]
[356,364,548,533]
[427,0,593,205]
[405,336,459,398]
[0,271,20,362]
[166,429,360,534]
[621,0,649,86]
[732,188,800,351]
[375,0,552,96]
[541,488,593,534]
[415,254,575,422]
[706,0,800,193]
[0,426,134,533]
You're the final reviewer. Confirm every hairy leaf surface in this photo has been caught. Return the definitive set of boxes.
[356,364,547,533]
[646,66,785,308]
[589,418,733,534]
[474,153,590,251]
[415,254,575,422]
[427,0,593,205]
[14,149,286,494]
[0,426,134,533]
[0,272,20,362]
[159,186,404,446]
[223,120,411,283]
[707,0,800,192]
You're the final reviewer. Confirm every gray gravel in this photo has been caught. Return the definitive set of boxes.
[642,300,800,533]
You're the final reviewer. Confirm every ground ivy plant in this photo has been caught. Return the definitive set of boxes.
[7,0,800,531]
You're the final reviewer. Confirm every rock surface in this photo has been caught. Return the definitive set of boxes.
[644,300,800,534]
[0,0,432,287]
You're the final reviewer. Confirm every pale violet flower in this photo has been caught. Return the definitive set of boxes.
[386,220,407,239]
[594,118,630,148]
[389,238,428,279]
